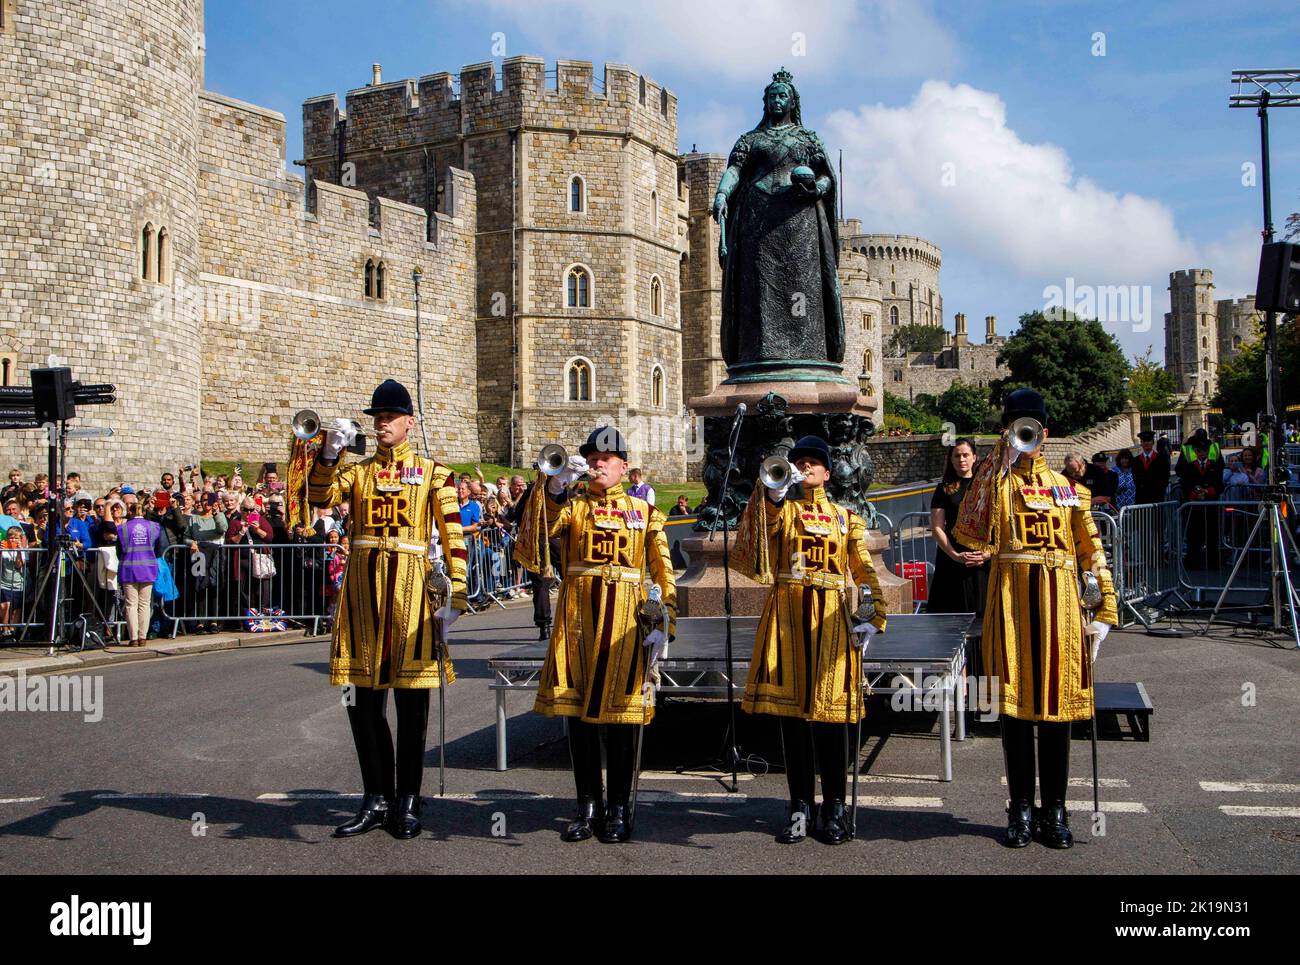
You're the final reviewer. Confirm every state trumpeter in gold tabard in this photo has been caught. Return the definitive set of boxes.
[732,435,887,845]
[954,388,1117,850]
[307,379,469,841]
[512,427,676,843]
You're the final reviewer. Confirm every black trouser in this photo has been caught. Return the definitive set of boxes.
[346,686,431,800]
[568,719,637,806]
[779,715,848,804]
[1001,716,1071,806]
[530,569,551,627]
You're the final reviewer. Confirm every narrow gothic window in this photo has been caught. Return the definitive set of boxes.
[570,176,584,213]
[364,259,375,297]
[652,365,664,407]
[568,359,592,401]
[141,223,155,281]
[156,228,169,284]
[567,267,591,308]
[376,261,386,300]
[650,276,662,316]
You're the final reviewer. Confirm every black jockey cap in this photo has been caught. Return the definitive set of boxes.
[1001,388,1047,428]
[579,426,628,461]
[363,379,414,416]
[788,435,833,472]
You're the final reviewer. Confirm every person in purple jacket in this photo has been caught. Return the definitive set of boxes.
[116,503,165,647]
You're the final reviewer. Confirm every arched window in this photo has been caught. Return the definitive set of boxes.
[650,190,658,227]
[375,261,386,300]
[660,88,668,116]
[863,349,874,372]
[651,365,664,407]
[650,275,662,316]
[567,358,593,401]
[569,176,585,213]
[639,76,646,105]
[862,312,872,330]
[567,266,591,308]
[890,306,899,326]
[890,281,896,295]
[141,223,155,281]
[364,259,375,297]
[1201,335,1207,349]
[156,228,169,284]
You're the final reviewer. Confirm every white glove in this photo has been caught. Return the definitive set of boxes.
[1088,621,1109,661]
[320,421,358,462]
[546,454,589,494]
[642,628,668,697]
[435,606,461,640]
[766,465,806,503]
[853,621,879,653]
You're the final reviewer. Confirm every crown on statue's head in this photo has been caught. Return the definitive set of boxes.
[771,67,794,87]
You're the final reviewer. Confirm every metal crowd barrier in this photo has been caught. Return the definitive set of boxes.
[161,540,333,637]
[464,526,524,610]
[886,510,935,612]
[1113,501,1182,627]
[1176,500,1298,599]
[0,546,128,645]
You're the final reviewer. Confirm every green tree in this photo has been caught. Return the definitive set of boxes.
[1127,346,1178,411]
[884,391,942,433]
[937,380,997,433]
[885,323,945,356]
[1213,316,1299,421]
[991,311,1130,436]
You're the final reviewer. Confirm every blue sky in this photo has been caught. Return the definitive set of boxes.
[205,0,1300,360]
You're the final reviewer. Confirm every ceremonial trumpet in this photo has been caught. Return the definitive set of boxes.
[1008,416,1044,455]
[292,409,366,454]
[759,454,795,491]
[537,443,569,476]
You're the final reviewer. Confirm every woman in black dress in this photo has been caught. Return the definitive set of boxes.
[926,438,989,614]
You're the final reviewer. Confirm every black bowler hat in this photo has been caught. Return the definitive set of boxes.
[1001,388,1047,427]
[788,435,833,472]
[363,379,414,416]
[579,426,628,461]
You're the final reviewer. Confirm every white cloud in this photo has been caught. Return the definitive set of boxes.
[824,81,1199,283]
[477,0,959,81]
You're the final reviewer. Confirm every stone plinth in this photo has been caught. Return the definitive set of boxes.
[690,378,876,419]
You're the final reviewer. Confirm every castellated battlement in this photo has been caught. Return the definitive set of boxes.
[1170,268,1213,284]
[196,88,480,464]
[202,91,471,246]
[303,56,679,163]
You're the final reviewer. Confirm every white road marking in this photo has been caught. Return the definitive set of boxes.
[856,795,944,808]
[640,770,755,782]
[257,792,362,800]
[1002,776,1130,788]
[1201,781,1300,794]
[857,773,945,784]
[1219,806,1300,818]
[91,792,211,800]
[0,796,42,804]
[1065,800,1148,813]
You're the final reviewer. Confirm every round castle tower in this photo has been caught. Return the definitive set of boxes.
[0,0,204,483]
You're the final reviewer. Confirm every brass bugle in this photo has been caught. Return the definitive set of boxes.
[537,443,568,476]
[293,409,366,451]
[1008,416,1044,455]
[760,454,794,490]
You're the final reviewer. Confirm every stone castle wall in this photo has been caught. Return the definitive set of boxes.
[0,0,205,485]
[195,91,480,465]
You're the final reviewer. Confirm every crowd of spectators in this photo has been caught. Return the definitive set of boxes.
[0,461,694,645]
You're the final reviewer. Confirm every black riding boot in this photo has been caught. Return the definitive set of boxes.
[812,722,850,845]
[334,793,391,838]
[1035,721,1073,848]
[562,719,603,842]
[777,716,816,843]
[337,687,396,837]
[1000,716,1036,848]
[599,724,636,843]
